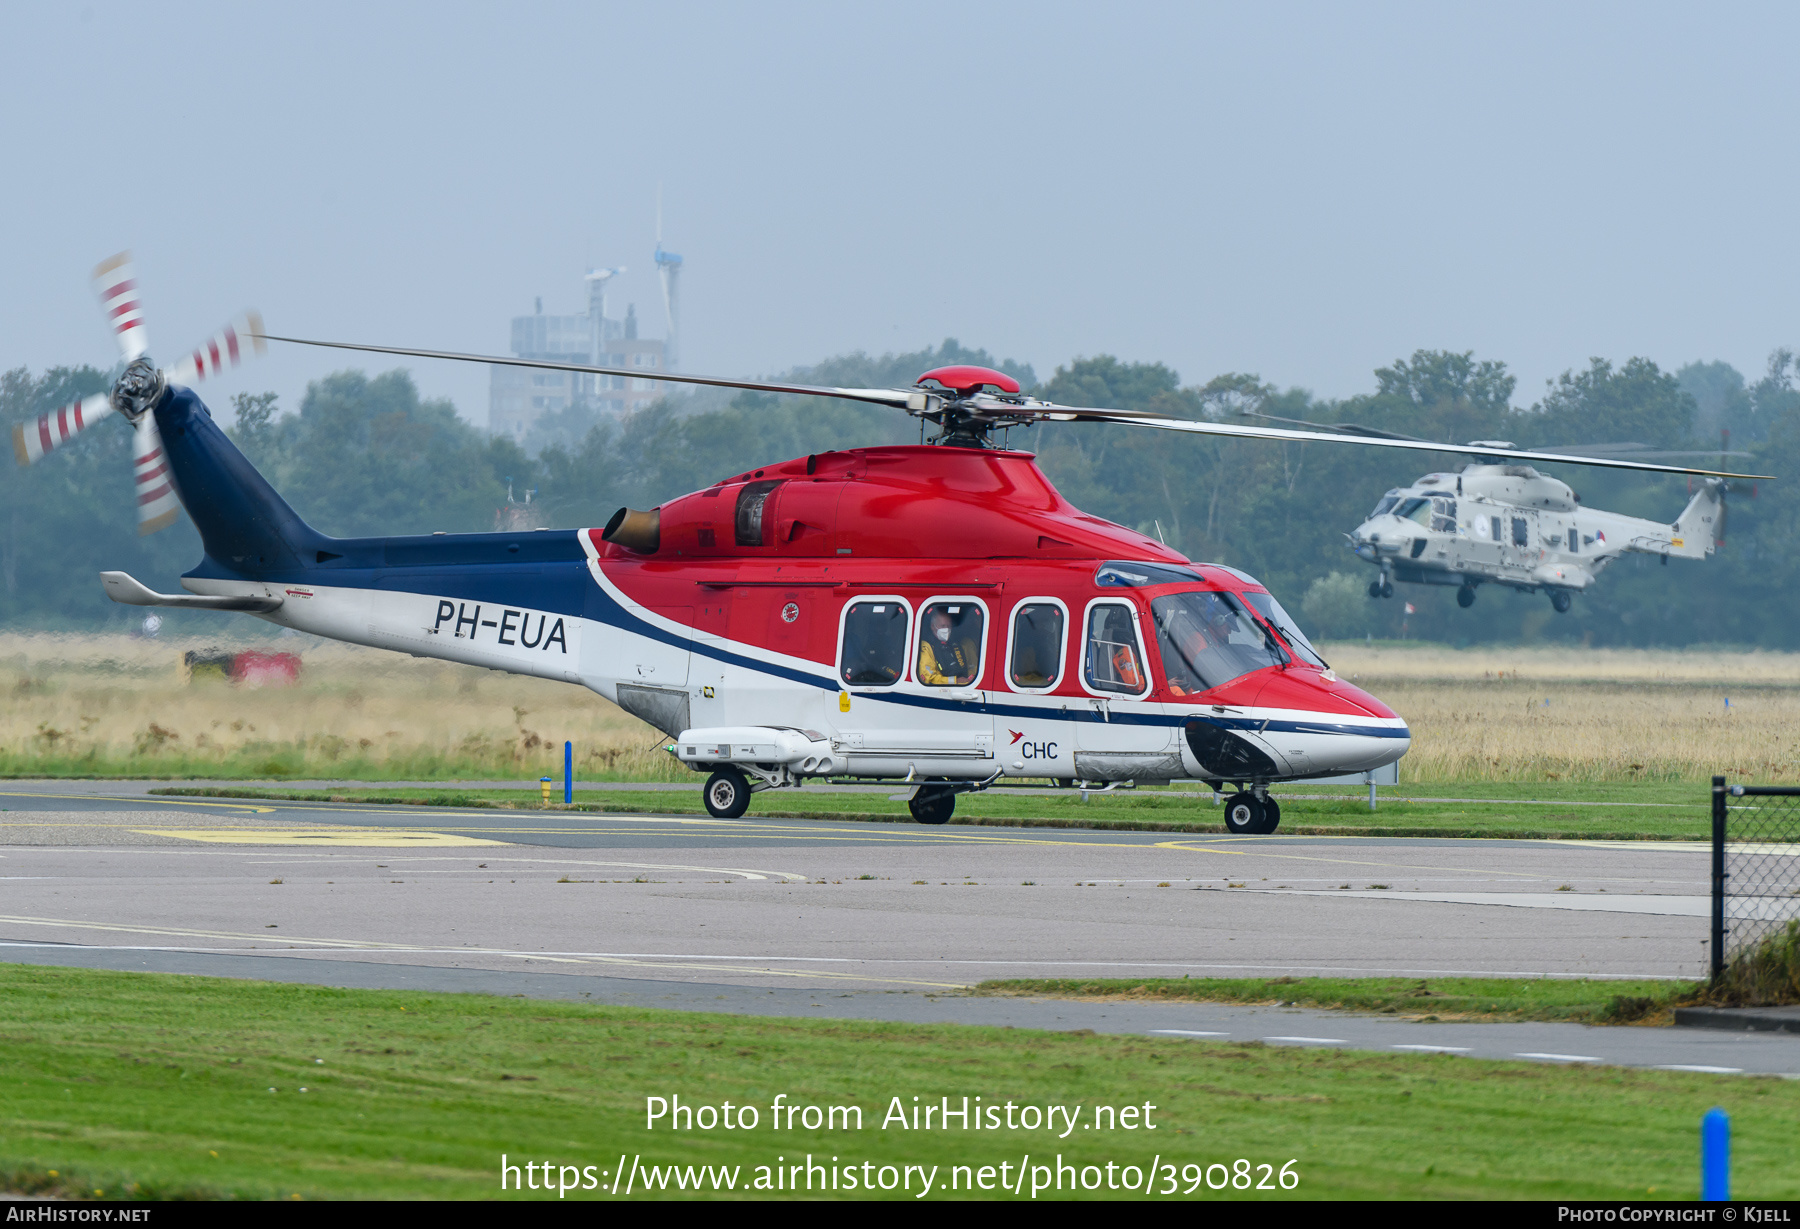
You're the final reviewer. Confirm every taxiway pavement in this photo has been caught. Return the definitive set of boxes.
[2,781,1793,1076]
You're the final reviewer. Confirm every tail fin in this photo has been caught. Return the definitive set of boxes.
[151,385,334,575]
[1668,478,1724,559]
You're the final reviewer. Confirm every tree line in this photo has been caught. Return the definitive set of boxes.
[5,339,1799,646]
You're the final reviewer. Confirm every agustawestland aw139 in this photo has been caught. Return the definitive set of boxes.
[16,255,1772,834]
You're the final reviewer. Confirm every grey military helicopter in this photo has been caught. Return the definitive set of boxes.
[1242,413,1769,612]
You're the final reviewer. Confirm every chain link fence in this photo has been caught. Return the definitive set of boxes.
[1710,777,1800,982]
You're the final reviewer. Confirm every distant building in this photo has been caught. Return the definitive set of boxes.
[489,276,667,441]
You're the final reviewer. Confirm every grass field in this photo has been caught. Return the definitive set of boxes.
[158,780,1723,840]
[972,977,1700,1025]
[6,633,1799,786]
[3,964,1796,1201]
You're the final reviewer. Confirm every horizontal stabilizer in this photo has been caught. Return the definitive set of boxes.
[98,571,284,612]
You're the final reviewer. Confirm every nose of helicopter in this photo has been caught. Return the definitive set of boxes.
[1349,516,1405,560]
[1250,667,1411,776]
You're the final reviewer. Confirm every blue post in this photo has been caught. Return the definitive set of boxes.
[1701,1106,1729,1201]
[564,740,573,804]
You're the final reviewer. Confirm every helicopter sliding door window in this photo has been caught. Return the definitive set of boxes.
[916,600,987,687]
[735,481,784,547]
[838,599,910,688]
[1511,517,1529,547]
[1007,601,1068,692]
[1083,601,1148,697]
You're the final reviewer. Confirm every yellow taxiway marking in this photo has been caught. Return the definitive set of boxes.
[0,914,961,988]
[131,829,509,847]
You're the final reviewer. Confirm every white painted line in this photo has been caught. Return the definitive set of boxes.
[1265,1035,1348,1044]
[1655,1064,1743,1075]
[1516,1052,1601,1062]
[1148,1029,1230,1037]
[1391,1044,1471,1053]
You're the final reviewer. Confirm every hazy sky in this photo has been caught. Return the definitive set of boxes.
[5,1,1799,427]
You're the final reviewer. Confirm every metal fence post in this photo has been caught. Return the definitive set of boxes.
[1711,775,1727,982]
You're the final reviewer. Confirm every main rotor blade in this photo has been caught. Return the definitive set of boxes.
[12,393,115,466]
[92,251,148,361]
[255,334,916,409]
[163,311,267,386]
[1083,413,1776,480]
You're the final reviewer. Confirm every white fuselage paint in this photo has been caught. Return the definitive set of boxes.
[182,544,1409,784]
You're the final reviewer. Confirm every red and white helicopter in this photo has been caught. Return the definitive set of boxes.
[17,256,1769,833]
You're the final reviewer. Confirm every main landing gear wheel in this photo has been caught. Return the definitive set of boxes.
[1222,793,1279,835]
[1457,584,1477,608]
[703,767,752,819]
[1550,591,1573,614]
[909,786,956,825]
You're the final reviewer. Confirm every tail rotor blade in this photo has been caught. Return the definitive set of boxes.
[12,393,115,466]
[92,251,148,361]
[163,310,266,386]
[133,415,182,535]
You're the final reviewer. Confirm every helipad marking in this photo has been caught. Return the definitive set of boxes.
[131,829,509,847]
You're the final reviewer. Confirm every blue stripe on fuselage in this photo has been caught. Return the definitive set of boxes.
[301,563,1407,739]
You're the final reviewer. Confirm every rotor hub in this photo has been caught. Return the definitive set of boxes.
[110,357,165,423]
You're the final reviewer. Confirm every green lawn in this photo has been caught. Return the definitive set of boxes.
[973,977,1701,1025]
[1,964,1794,1201]
[150,780,1718,840]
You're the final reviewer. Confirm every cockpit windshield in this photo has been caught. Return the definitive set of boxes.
[1240,591,1329,669]
[1369,492,1401,518]
[1151,590,1290,696]
[1394,497,1432,526]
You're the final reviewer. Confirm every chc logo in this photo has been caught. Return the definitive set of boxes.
[1009,730,1059,760]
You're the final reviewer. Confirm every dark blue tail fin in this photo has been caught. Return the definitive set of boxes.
[154,385,336,579]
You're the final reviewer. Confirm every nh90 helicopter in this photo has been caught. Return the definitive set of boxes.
[14,256,1770,834]
[1238,411,1767,613]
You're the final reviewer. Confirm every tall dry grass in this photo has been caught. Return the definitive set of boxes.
[0,632,679,781]
[4,634,1795,783]
[1324,643,1800,783]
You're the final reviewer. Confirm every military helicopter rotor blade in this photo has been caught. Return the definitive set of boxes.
[254,334,920,410]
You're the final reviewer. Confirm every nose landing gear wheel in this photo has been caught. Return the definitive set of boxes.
[703,767,752,819]
[1367,580,1383,598]
[909,786,955,825]
[1457,584,1477,608]
[1380,579,1394,599]
[1223,793,1280,835]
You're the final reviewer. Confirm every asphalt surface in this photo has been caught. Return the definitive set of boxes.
[3,780,1796,1077]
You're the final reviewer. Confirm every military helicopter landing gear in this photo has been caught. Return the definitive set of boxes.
[1367,576,1394,599]
[1222,791,1280,835]
[909,785,956,825]
[1549,590,1573,614]
[702,767,752,819]
[1457,583,1477,608]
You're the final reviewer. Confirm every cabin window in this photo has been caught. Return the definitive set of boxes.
[839,601,909,687]
[916,602,985,687]
[735,480,784,547]
[1152,590,1289,696]
[1490,516,1502,541]
[1511,517,1529,547]
[1009,603,1065,689]
[1085,602,1148,696]
[1568,526,1579,554]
